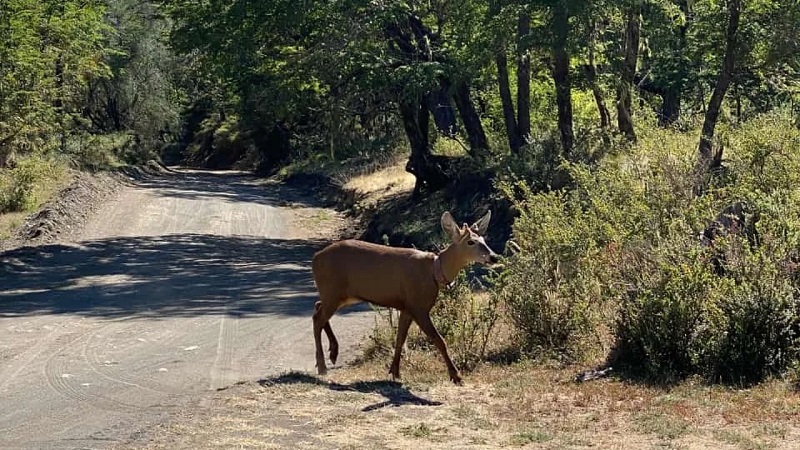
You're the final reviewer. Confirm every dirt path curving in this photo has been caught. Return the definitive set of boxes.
[0,169,374,449]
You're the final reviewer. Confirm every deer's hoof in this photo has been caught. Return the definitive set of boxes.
[329,347,339,365]
[450,373,463,385]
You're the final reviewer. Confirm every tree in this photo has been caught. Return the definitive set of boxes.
[492,2,532,154]
[697,0,742,177]
[84,0,181,146]
[584,17,612,134]
[551,0,575,156]
[0,0,109,166]
[617,0,642,141]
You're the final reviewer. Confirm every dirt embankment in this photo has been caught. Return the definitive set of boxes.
[1,162,173,252]
[283,161,513,252]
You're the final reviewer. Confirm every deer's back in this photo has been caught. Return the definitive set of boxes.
[312,240,435,308]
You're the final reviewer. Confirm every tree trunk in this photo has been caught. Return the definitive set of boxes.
[617,1,641,141]
[452,81,489,159]
[516,12,531,145]
[496,50,522,153]
[659,0,690,126]
[427,84,458,137]
[400,98,449,198]
[585,20,611,133]
[661,87,682,126]
[552,2,574,157]
[698,0,741,171]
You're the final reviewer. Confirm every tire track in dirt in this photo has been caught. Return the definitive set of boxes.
[81,323,172,396]
[43,326,143,412]
[0,325,60,394]
[0,169,376,448]
[209,310,240,390]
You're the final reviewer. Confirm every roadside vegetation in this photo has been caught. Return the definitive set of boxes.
[1,0,181,232]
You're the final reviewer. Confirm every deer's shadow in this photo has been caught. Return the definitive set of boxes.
[257,372,442,412]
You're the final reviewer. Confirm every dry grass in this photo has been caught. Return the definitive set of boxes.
[127,350,800,450]
[343,160,415,208]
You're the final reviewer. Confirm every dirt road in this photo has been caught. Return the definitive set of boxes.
[0,170,374,449]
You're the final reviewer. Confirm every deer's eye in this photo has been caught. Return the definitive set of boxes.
[467,240,475,246]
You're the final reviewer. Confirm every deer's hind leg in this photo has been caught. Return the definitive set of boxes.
[313,299,339,375]
[323,314,339,365]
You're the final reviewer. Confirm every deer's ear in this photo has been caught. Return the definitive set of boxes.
[471,210,492,235]
[441,211,460,241]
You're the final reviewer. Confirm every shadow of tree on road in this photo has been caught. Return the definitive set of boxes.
[0,234,368,319]
[137,171,323,208]
[258,372,443,412]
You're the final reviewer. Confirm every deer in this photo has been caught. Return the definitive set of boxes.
[311,210,499,384]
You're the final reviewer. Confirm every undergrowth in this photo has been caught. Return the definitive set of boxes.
[0,156,68,214]
[337,110,799,387]
[498,110,800,384]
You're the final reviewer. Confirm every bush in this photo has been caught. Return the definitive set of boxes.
[64,133,128,170]
[498,113,800,383]
[0,157,54,213]
[706,240,800,384]
[495,183,613,361]
[495,252,599,361]
[615,245,723,380]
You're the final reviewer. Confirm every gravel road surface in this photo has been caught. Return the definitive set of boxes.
[0,170,373,449]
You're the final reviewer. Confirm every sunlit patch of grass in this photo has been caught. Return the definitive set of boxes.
[0,159,72,239]
[635,412,690,440]
[712,429,772,450]
[509,428,552,446]
[343,158,415,205]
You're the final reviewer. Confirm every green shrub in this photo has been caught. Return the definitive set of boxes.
[495,251,600,361]
[65,132,128,169]
[725,110,800,194]
[0,157,53,213]
[497,112,800,383]
[495,183,612,361]
[705,238,800,384]
[615,244,723,380]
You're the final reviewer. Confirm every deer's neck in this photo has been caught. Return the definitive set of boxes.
[436,244,466,285]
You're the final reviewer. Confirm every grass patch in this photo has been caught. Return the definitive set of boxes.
[0,157,72,238]
[129,361,800,450]
[509,428,552,445]
[635,412,689,440]
[712,429,772,450]
[399,422,449,441]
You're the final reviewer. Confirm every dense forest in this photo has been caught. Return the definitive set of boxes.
[2,0,800,383]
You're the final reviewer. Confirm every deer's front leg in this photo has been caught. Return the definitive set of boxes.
[389,310,412,380]
[413,311,462,385]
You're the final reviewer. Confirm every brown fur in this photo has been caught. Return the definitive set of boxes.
[311,211,498,384]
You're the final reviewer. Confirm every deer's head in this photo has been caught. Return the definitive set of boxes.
[441,210,500,266]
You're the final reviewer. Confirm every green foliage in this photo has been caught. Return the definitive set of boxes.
[494,183,611,360]
[0,0,110,163]
[0,156,62,213]
[615,244,723,379]
[84,0,182,144]
[709,247,799,384]
[724,110,800,194]
[498,114,800,383]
